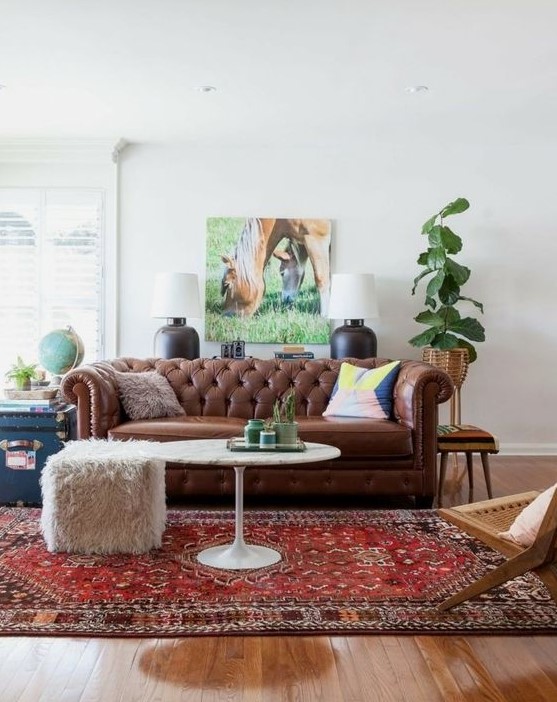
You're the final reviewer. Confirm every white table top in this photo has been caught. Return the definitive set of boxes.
[151,439,340,466]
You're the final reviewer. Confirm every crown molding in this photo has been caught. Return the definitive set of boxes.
[0,138,128,164]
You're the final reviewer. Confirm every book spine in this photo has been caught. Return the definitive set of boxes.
[0,403,65,413]
[274,352,315,359]
[0,399,59,406]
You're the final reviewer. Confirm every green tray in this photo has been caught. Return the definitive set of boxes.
[227,438,306,452]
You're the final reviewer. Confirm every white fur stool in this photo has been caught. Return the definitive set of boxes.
[40,439,166,554]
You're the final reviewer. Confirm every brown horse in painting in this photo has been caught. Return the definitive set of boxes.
[272,239,309,308]
[221,218,331,317]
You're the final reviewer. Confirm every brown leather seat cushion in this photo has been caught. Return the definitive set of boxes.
[108,415,412,458]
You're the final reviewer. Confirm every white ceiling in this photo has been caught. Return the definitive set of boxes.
[1,0,556,146]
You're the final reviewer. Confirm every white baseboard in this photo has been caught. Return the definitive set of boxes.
[499,444,557,456]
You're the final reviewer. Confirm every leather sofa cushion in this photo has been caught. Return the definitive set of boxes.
[108,416,412,458]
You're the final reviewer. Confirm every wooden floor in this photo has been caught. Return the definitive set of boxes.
[1,455,556,702]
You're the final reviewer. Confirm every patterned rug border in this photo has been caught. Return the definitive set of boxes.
[1,506,556,637]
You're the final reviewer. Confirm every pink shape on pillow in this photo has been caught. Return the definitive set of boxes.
[323,388,389,419]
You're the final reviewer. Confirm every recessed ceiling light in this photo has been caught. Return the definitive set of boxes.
[405,85,429,94]
[194,85,217,93]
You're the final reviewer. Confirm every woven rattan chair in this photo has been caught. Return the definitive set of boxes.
[437,489,557,611]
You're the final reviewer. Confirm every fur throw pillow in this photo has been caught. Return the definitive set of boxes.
[114,371,185,420]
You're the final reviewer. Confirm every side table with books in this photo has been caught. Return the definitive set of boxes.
[0,398,77,505]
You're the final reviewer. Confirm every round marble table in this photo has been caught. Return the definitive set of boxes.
[154,439,341,570]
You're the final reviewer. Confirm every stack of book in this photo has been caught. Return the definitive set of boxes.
[274,345,315,360]
[0,397,66,413]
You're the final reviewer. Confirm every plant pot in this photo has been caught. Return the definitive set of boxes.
[259,430,276,448]
[13,378,31,391]
[422,348,469,389]
[244,419,264,446]
[273,422,298,445]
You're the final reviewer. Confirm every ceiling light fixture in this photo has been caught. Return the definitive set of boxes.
[405,85,429,94]
[194,85,217,93]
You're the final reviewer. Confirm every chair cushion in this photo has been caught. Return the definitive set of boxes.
[499,483,557,547]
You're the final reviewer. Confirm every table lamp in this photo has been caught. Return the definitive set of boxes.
[151,272,201,359]
[328,273,379,359]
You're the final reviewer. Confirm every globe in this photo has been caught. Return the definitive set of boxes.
[39,326,85,377]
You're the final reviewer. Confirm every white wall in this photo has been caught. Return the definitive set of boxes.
[118,135,557,454]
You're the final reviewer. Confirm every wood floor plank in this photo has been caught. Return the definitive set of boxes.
[382,636,445,702]
[258,636,342,702]
[415,636,471,702]
[465,636,557,702]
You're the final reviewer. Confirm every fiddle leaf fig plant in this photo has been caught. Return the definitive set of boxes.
[409,197,485,362]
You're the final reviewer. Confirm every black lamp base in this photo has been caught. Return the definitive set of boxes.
[330,319,377,359]
[154,318,200,360]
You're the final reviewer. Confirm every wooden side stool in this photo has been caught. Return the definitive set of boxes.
[437,424,499,505]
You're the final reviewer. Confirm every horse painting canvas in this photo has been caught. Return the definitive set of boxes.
[205,217,332,344]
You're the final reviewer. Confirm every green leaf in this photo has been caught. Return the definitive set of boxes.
[421,213,438,234]
[458,295,484,313]
[411,269,432,295]
[440,226,462,254]
[456,339,478,363]
[438,277,460,305]
[440,198,470,218]
[426,270,445,297]
[425,295,437,309]
[438,306,461,326]
[427,225,443,247]
[408,328,438,347]
[414,310,444,326]
[445,258,470,286]
[417,251,429,266]
[432,333,460,350]
[427,246,446,269]
[448,317,486,342]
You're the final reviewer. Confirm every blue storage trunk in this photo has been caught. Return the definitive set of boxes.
[0,405,77,505]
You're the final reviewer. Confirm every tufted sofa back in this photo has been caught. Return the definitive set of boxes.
[105,356,390,420]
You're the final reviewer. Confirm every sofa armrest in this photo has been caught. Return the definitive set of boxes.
[394,360,454,493]
[60,362,122,438]
[395,360,454,430]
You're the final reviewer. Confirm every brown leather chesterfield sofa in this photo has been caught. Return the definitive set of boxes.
[60,357,453,507]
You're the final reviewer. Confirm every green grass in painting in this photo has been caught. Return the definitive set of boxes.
[205,217,329,344]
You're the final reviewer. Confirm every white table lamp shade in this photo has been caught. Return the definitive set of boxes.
[328,273,379,320]
[151,272,201,319]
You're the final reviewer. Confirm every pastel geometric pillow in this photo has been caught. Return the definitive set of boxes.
[322,361,401,419]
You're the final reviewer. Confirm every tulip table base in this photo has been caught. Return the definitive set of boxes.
[197,466,282,569]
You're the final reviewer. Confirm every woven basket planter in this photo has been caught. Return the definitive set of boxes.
[422,347,469,389]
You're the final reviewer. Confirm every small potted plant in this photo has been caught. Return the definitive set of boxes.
[272,390,298,445]
[259,418,276,448]
[5,356,39,391]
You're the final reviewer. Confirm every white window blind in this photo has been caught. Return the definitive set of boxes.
[0,188,104,379]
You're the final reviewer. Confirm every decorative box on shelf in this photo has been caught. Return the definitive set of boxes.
[227,437,307,453]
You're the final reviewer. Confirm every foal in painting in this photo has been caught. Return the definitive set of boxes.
[272,240,309,308]
[221,218,331,317]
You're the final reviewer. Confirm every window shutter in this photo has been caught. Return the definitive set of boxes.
[0,188,104,379]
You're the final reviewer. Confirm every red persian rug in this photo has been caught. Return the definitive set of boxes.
[1,506,556,637]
